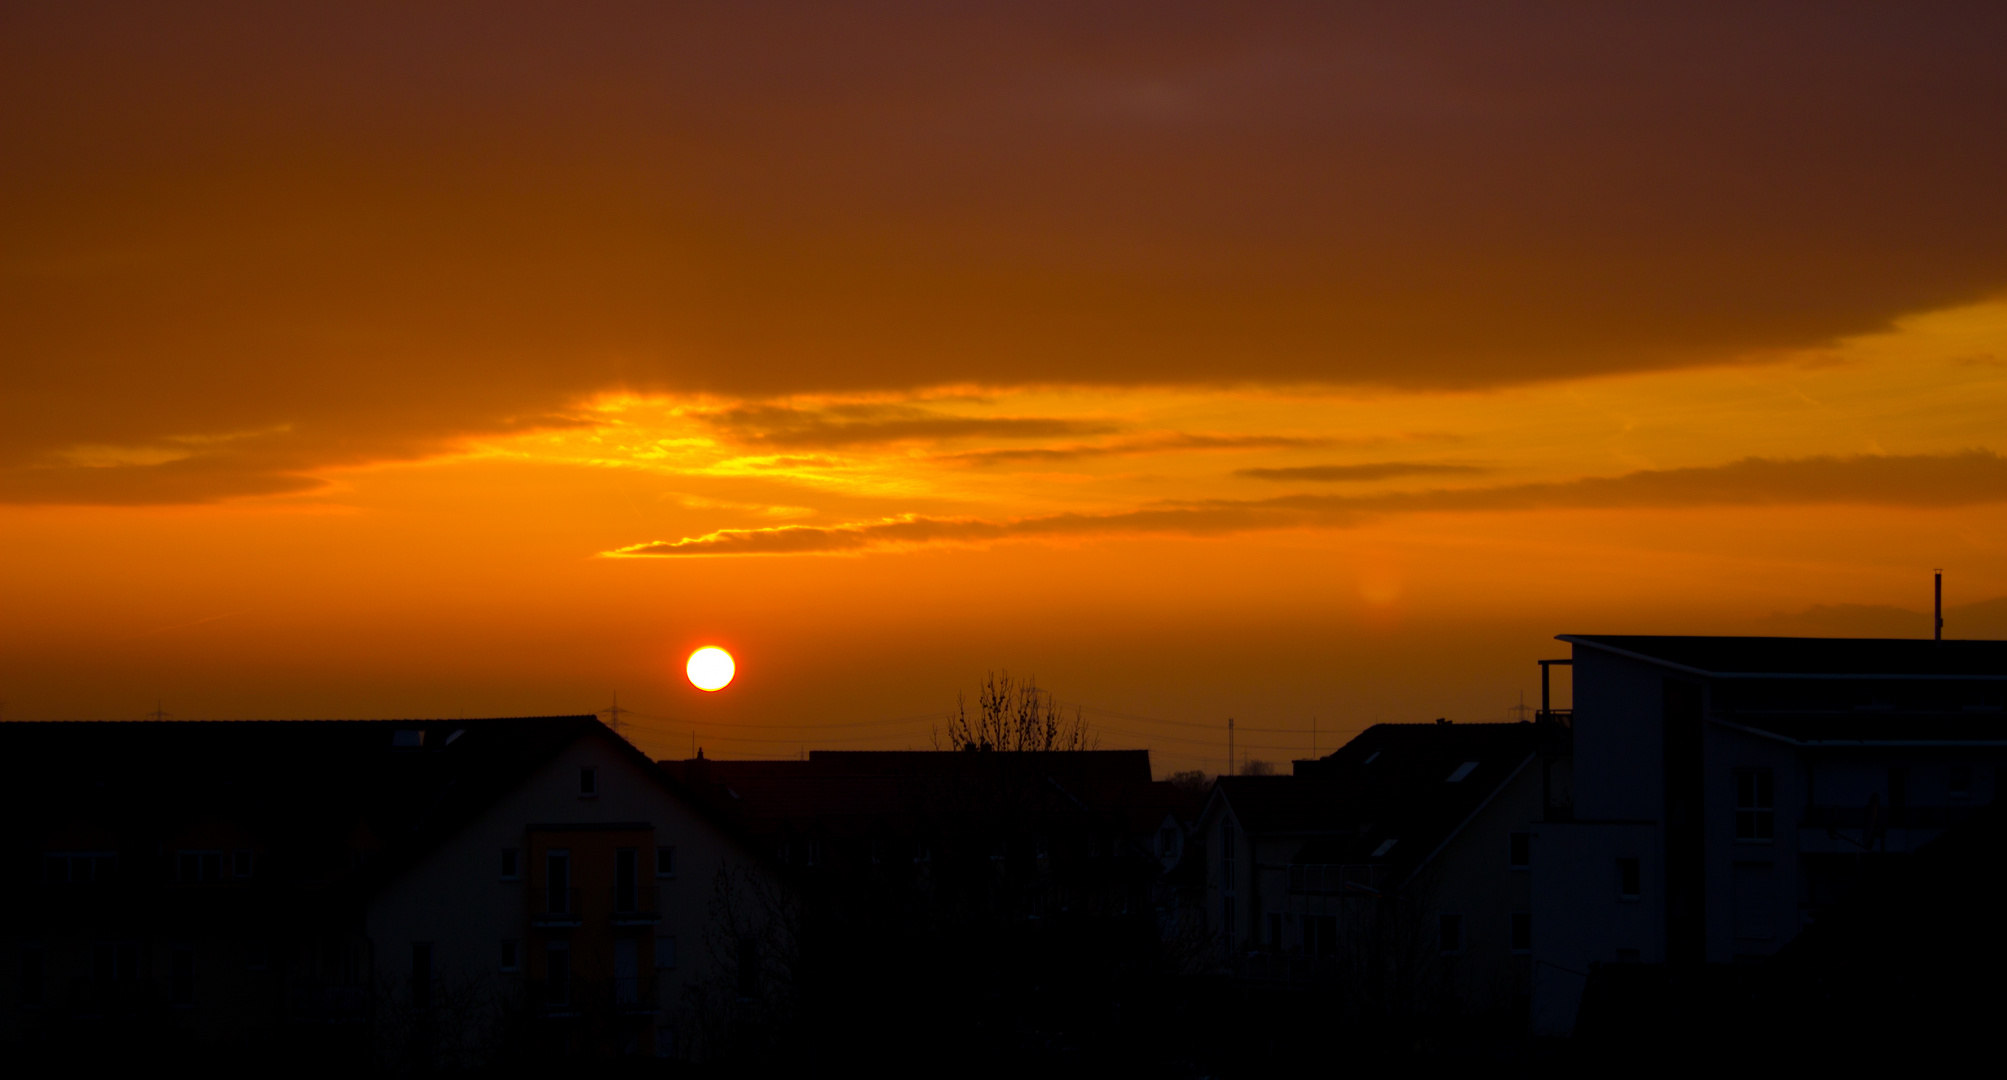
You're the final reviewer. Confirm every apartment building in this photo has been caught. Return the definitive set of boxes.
[1531,635,2007,1034]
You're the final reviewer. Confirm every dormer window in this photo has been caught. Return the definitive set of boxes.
[1446,762,1479,783]
[392,729,425,749]
[579,767,598,798]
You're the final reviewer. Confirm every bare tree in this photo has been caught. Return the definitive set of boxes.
[937,670,1095,753]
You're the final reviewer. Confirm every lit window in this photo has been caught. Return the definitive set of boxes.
[1445,761,1479,783]
[1734,770,1774,842]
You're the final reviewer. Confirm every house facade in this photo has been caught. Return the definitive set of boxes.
[1194,722,1560,1016]
[1530,635,2007,1035]
[2,717,775,1063]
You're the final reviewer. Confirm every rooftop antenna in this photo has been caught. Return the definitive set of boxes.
[1934,569,1944,642]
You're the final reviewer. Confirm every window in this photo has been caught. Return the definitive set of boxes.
[1617,857,1641,900]
[579,767,598,797]
[94,943,138,983]
[1950,765,1974,801]
[500,847,520,881]
[546,850,571,914]
[1735,769,1775,842]
[1445,761,1480,783]
[1508,832,1531,869]
[616,848,638,912]
[500,940,519,973]
[170,947,195,1007]
[1371,838,1398,858]
[656,846,676,877]
[1438,914,1463,955]
[1159,827,1179,857]
[44,851,116,883]
[1363,751,1381,765]
[655,935,677,970]
[546,941,570,1006]
[178,850,225,884]
[392,728,425,749]
[1510,912,1532,954]
[21,946,45,1007]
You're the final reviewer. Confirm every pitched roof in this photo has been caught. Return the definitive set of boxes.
[0,716,747,907]
[1562,635,2007,680]
[1208,721,1552,881]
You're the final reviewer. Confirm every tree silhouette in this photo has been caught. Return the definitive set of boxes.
[939,670,1094,753]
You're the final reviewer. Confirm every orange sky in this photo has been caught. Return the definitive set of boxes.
[5,3,2006,773]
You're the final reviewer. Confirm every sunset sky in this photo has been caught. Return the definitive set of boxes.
[6,3,2006,773]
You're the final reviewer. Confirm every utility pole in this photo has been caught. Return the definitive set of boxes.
[1227,717,1235,778]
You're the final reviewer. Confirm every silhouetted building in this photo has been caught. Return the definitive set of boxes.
[1194,721,1559,1018]
[1531,635,2007,1035]
[1,717,774,1063]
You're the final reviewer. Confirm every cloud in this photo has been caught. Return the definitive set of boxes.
[695,404,1112,449]
[6,4,2007,502]
[1236,462,1486,482]
[936,433,1334,466]
[605,450,2007,556]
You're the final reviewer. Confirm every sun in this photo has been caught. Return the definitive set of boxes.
[686,647,735,691]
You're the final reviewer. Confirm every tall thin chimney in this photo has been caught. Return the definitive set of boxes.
[1935,569,1943,641]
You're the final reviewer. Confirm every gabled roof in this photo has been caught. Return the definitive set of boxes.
[1561,635,2007,680]
[0,716,758,906]
[1204,721,1551,884]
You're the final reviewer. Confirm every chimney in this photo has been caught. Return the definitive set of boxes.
[1935,569,1943,642]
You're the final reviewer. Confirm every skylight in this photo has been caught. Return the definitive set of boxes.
[1445,761,1479,782]
[1363,752,1381,765]
[1372,839,1398,857]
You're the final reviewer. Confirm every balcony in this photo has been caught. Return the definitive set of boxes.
[611,882,659,925]
[531,886,584,927]
[1803,804,1974,830]
[528,977,654,1018]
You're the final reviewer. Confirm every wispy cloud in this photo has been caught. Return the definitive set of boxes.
[696,404,1113,449]
[1235,462,1487,482]
[604,450,2007,557]
[935,433,1335,466]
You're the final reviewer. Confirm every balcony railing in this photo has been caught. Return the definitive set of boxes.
[531,886,584,927]
[1804,804,1975,830]
[528,977,654,1017]
[611,883,659,924]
